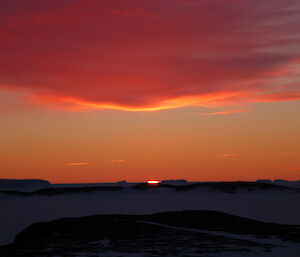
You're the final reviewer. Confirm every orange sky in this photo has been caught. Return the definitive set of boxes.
[0,0,300,183]
[1,101,300,183]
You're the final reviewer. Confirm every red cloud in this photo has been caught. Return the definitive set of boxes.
[0,0,299,111]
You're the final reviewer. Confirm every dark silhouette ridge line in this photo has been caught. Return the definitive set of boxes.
[2,210,300,257]
[0,181,297,196]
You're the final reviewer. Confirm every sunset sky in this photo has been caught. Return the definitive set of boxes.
[1,0,300,183]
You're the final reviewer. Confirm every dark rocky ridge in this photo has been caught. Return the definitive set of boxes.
[0,179,50,191]
[0,186,123,196]
[132,181,296,193]
[1,210,300,257]
[0,181,297,197]
[146,210,300,242]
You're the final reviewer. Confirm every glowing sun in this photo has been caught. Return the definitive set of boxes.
[147,180,160,184]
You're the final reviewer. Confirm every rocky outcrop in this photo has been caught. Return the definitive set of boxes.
[132,181,295,193]
[1,210,300,257]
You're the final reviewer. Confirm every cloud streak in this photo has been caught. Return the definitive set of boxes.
[64,162,89,166]
[200,109,248,116]
[217,154,239,158]
[112,160,125,163]
[280,152,298,156]
[281,166,300,171]
[0,0,300,111]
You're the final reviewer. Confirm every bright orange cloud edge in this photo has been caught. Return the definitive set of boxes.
[28,88,300,113]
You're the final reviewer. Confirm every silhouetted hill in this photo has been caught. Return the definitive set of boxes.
[0,186,123,197]
[132,181,294,193]
[146,210,300,242]
[34,186,123,195]
[0,179,50,191]
[0,181,296,197]
[3,210,295,257]
[131,182,172,190]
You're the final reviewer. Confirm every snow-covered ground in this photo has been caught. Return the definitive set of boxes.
[1,189,300,246]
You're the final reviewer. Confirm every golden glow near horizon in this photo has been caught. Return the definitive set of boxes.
[1,101,300,183]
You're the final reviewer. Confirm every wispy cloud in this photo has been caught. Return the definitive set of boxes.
[217,153,239,158]
[64,162,89,166]
[200,109,248,116]
[259,153,271,157]
[281,166,300,171]
[280,152,298,156]
[112,160,125,163]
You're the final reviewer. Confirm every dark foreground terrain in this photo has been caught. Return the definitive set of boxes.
[1,210,300,257]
